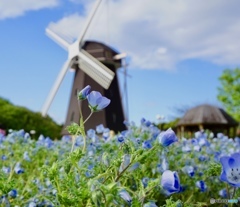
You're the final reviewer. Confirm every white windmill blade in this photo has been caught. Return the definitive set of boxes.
[46,28,70,51]
[77,0,103,45]
[41,59,73,116]
[78,50,115,89]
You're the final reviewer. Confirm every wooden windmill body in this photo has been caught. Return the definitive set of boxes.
[63,41,126,133]
[41,0,127,134]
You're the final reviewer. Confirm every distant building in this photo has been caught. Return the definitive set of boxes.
[177,104,239,138]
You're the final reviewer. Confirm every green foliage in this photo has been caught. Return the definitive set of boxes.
[0,97,62,138]
[204,162,222,178]
[157,118,180,131]
[217,68,240,121]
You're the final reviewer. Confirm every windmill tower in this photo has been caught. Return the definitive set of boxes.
[41,0,126,134]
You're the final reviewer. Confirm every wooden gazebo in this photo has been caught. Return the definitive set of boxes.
[177,104,238,138]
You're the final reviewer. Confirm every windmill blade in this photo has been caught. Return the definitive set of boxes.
[46,28,70,51]
[78,49,114,89]
[41,59,73,116]
[77,0,103,45]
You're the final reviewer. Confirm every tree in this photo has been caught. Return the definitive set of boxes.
[217,68,240,122]
[0,97,62,138]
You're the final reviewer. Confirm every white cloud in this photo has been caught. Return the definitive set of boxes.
[0,0,59,20]
[47,0,240,70]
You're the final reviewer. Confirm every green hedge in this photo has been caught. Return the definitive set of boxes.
[0,97,62,139]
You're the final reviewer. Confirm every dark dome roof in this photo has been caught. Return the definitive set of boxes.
[177,104,238,126]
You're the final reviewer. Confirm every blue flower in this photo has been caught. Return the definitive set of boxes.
[87,91,110,112]
[158,128,178,147]
[78,85,91,100]
[14,162,24,174]
[142,140,152,149]
[220,152,240,187]
[183,166,195,177]
[196,180,207,192]
[142,177,149,188]
[1,155,7,160]
[2,166,10,174]
[143,201,158,207]
[119,189,132,205]
[119,154,130,173]
[96,124,104,134]
[219,189,227,198]
[117,134,125,143]
[8,189,17,198]
[161,170,181,195]
[23,151,31,161]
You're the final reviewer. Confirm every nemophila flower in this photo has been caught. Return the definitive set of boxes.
[14,162,24,174]
[23,151,31,161]
[142,140,152,149]
[0,196,10,207]
[197,137,210,147]
[61,135,71,142]
[103,128,110,140]
[143,201,158,207]
[87,129,96,139]
[24,132,30,140]
[117,134,124,143]
[127,162,140,172]
[1,155,7,160]
[142,177,149,188]
[16,129,25,137]
[161,170,181,195]
[87,91,110,112]
[141,118,152,127]
[219,189,227,198]
[194,130,206,139]
[28,201,37,207]
[162,157,169,171]
[183,166,195,177]
[196,180,207,192]
[158,128,178,147]
[193,145,201,152]
[217,133,224,139]
[8,189,17,198]
[96,124,104,134]
[2,166,10,174]
[119,154,131,173]
[78,85,91,100]
[182,145,191,153]
[44,137,53,148]
[220,152,240,187]
[119,189,132,205]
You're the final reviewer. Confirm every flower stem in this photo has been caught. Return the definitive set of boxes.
[226,183,230,199]
[115,162,132,182]
[232,187,236,199]
[71,135,76,153]
[83,111,93,124]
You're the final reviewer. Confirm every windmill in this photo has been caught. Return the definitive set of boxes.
[41,0,127,134]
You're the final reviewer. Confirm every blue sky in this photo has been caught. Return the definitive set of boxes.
[0,0,239,126]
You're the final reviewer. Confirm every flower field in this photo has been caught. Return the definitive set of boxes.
[1,86,240,207]
[0,121,240,207]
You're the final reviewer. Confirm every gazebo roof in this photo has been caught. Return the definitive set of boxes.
[177,104,238,126]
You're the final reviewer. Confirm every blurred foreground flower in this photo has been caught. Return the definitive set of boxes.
[158,128,178,147]
[161,170,181,195]
[220,152,240,187]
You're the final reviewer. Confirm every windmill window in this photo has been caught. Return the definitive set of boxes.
[75,89,78,96]
[71,112,75,121]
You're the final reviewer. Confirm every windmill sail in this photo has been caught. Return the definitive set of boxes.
[78,50,115,89]
[42,0,127,133]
